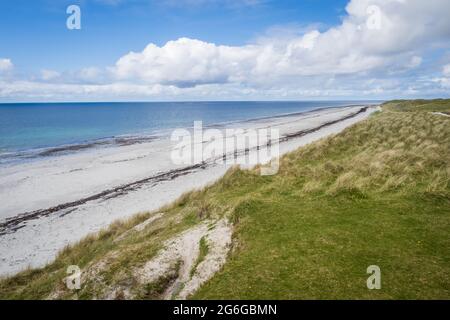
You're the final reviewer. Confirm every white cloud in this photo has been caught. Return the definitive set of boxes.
[77,67,104,82]
[443,64,450,77]
[41,69,60,81]
[113,38,258,86]
[0,58,13,72]
[432,64,450,89]
[112,0,450,88]
[407,56,422,69]
[431,77,450,89]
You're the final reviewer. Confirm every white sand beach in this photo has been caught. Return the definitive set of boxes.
[0,105,379,276]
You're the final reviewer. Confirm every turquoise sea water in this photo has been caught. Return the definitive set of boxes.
[0,101,377,163]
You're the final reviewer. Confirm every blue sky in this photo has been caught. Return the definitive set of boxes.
[1,0,348,72]
[1,0,450,102]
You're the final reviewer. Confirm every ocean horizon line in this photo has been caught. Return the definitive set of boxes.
[0,99,385,106]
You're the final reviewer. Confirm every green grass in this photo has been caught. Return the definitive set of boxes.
[190,237,209,278]
[0,99,449,299]
[383,99,450,113]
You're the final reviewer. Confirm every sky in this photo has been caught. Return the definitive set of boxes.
[0,0,449,102]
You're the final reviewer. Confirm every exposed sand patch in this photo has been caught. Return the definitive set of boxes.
[177,219,232,299]
[431,112,450,118]
[134,218,232,299]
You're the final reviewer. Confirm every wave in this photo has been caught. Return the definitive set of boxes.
[0,135,160,165]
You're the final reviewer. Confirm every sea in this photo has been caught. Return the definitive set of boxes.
[0,101,378,165]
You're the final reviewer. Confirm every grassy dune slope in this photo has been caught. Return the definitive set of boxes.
[1,99,449,299]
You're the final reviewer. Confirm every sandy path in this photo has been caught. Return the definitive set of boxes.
[431,112,450,118]
[132,219,232,300]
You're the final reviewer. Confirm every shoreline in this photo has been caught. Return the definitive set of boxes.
[0,103,377,166]
[0,104,378,276]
